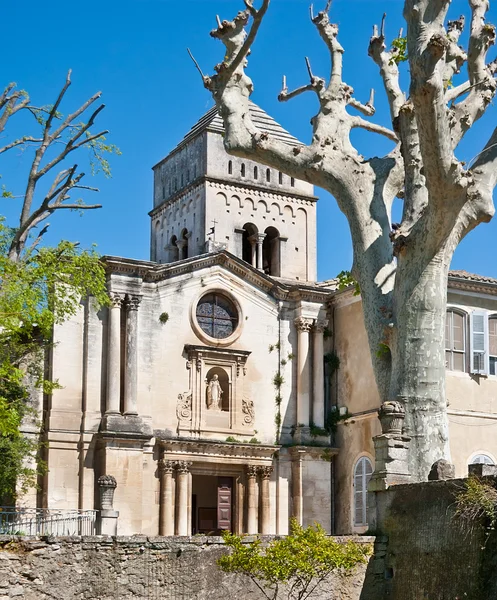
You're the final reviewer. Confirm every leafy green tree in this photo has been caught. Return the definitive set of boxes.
[218,519,371,600]
[0,74,114,501]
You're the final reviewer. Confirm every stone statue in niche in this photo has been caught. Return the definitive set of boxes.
[206,374,223,410]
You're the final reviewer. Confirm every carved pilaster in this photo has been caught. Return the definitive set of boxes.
[124,295,142,416]
[109,292,124,308]
[258,466,273,479]
[295,317,313,427]
[246,465,258,479]
[312,318,328,429]
[159,459,175,475]
[106,293,124,415]
[313,319,329,333]
[246,464,259,534]
[242,398,255,427]
[127,295,142,311]
[175,460,192,474]
[294,316,313,332]
[176,392,192,426]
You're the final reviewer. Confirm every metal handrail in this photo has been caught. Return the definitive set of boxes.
[0,507,98,536]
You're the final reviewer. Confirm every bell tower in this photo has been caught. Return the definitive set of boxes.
[150,102,318,282]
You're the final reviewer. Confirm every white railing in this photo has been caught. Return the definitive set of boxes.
[0,507,98,536]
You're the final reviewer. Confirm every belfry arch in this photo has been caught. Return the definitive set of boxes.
[262,226,280,276]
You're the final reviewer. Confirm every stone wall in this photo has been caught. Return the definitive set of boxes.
[365,476,497,600]
[0,535,373,600]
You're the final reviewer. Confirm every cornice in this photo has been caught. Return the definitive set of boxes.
[103,251,332,305]
[205,177,317,203]
[159,438,279,461]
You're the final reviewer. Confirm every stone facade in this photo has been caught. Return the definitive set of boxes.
[34,103,335,537]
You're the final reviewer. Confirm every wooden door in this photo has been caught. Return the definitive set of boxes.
[217,477,233,531]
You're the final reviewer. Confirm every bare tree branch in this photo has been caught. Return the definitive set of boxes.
[350,116,398,141]
[310,4,343,87]
[368,16,405,122]
[0,137,43,155]
[348,89,376,116]
[450,0,496,146]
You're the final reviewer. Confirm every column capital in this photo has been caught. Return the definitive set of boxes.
[109,292,124,308]
[313,319,329,333]
[127,295,142,311]
[159,459,175,475]
[176,239,187,249]
[255,233,266,244]
[246,464,258,479]
[258,466,273,480]
[294,316,313,333]
[175,460,192,474]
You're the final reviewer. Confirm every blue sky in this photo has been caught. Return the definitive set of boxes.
[2,0,496,281]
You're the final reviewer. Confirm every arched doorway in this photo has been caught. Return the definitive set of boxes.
[262,227,280,276]
[242,223,258,267]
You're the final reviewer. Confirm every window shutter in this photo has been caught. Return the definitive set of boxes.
[470,311,489,375]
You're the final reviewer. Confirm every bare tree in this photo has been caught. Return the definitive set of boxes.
[195,0,497,480]
[0,71,114,262]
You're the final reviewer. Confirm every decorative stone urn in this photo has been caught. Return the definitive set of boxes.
[378,401,405,435]
[98,474,117,510]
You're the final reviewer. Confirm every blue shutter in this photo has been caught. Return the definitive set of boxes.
[470,311,489,375]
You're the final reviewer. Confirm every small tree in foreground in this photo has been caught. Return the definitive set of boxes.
[195,0,497,480]
[217,519,371,600]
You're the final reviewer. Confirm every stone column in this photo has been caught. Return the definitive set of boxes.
[159,460,175,536]
[175,461,191,536]
[291,449,305,526]
[97,475,119,536]
[176,239,187,260]
[312,319,328,428]
[246,465,259,535]
[295,317,313,427]
[124,295,141,416]
[259,466,273,535]
[248,234,257,268]
[106,293,123,415]
[256,233,266,271]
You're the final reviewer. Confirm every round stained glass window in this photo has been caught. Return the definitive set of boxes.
[195,293,239,340]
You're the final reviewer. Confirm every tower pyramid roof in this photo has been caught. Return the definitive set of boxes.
[180,101,300,149]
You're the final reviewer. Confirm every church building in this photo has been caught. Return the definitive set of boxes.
[39,102,497,537]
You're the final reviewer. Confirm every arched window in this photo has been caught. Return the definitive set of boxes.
[242,223,258,267]
[489,316,497,375]
[169,235,179,262]
[445,309,467,372]
[266,168,271,182]
[353,456,373,527]
[241,163,246,177]
[278,171,283,185]
[228,161,233,175]
[471,454,495,465]
[254,166,258,180]
[262,226,280,276]
[179,228,189,260]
